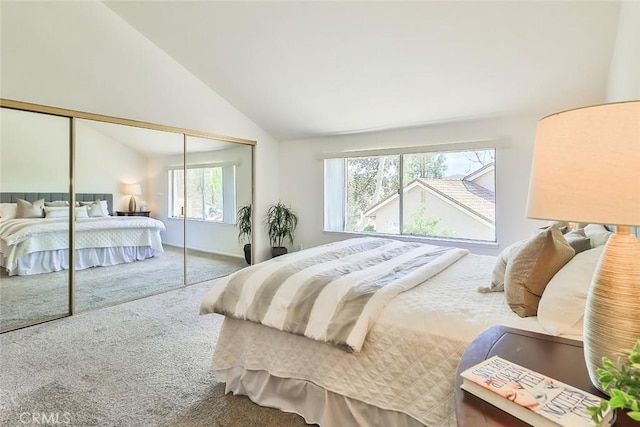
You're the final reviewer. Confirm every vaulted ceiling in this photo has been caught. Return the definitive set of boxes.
[104,1,621,142]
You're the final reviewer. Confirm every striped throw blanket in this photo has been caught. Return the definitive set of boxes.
[200,237,468,352]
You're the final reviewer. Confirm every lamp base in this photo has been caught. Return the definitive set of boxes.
[583,226,640,392]
[128,195,137,213]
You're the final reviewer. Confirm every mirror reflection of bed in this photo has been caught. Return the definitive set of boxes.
[0,106,252,333]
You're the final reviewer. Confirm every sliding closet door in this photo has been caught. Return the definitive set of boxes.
[74,119,184,311]
[0,108,70,332]
[183,136,252,286]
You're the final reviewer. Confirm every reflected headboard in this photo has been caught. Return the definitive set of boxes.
[0,193,114,215]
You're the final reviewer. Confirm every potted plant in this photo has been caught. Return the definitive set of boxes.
[588,340,640,424]
[264,202,298,258]
[237,203,252,264]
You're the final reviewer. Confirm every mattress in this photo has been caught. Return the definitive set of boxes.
[211,253,549,426]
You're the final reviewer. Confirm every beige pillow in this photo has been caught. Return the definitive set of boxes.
[0,203,18,219]
[478,240,525,293]
[16,198,45,218]
[504,225,575,317]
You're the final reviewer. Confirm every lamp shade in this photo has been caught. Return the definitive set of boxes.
[527,101,640,226]
[122,183,142,196]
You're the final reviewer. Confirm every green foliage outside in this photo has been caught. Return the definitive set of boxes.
[403,205,455,237]
[587,340,640,424]
[346,154,448,232]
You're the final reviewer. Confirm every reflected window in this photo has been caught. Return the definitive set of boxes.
[168,164,236,223]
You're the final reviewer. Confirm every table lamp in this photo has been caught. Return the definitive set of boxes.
[123,183,142,213]
[527,100,640,391]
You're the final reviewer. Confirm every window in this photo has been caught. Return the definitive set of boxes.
[168,164,236,223]
[324,149,496,242]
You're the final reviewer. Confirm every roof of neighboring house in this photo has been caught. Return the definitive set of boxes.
[364,176,495,224]
[463,162,494,181]
[417,178,495,223]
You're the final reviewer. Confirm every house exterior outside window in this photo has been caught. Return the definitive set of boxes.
[324,149,496,242]
[168,164,236,224]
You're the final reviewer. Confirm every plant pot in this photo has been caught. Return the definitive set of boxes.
[243,243,252,264]
[271,247,288,258]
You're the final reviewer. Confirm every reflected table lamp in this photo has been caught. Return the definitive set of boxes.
[123,183,142,213]
[527,100,640,390]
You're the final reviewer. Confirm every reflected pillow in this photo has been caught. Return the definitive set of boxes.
[504,225,575,317]
[0,203,18,219]
[538,246,604,337]
[16,199,45,218]
[44,206,69,219]
[80,200,109,217]
[44,200,69,207]
[76,206,89,219]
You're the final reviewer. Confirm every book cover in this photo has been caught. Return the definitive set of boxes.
[460,356,615,427]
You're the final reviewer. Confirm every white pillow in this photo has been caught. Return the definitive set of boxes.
[86,201,108,217]
[80,200,109,217]
[0,203,18,219]
[76,206,89,219]
[44,206,70,218]
[537,246,604,337]
[583,224,612,247]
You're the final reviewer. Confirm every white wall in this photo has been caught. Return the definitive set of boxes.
[0,1,279,262]
[279,115,549,256]
[606,1,640,102]
[75,120,148,212]
[0,109,69,192]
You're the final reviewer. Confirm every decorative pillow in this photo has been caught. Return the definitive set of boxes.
[16,198,45,218]
[0,203,18,219]
[563,229,592,255]
[80,200,109,217]
[76,206,89,219]
[85,201,108,217]
[478,240,525,293]
[504,225,575,317]
[583,224,612,247]
[540,220,571,234]
[537,246,604,337]
[44,206,70,219]
[44,200,69,207]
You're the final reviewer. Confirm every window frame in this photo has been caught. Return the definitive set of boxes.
[168,162,237,224]
[323,145,497,243]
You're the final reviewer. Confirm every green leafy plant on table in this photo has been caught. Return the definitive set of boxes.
[587,340,640,424]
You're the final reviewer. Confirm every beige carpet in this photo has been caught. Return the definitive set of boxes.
[0,279,310,426]
[0,246,247,332]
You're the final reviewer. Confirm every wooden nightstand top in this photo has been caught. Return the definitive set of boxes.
[455,325,633,426]
[116,211,150,217]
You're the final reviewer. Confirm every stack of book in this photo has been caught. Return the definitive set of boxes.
[460,356,615,427]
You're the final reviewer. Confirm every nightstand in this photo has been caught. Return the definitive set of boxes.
[116,211,150,217]
[455,325,633,426]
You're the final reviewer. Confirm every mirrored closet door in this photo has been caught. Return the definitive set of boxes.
[184,136,252,286]
[74,119,185,313]
[0,107,71,331]
[0,99,255,333]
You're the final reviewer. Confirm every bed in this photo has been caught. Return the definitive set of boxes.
[200,228,609,426]
[0,192,166,276]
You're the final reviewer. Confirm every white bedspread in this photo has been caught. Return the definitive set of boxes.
[211,253,549,426]
[201,237,468,352]
[0,217,166,276]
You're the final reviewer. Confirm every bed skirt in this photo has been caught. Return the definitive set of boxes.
[4,246,156,276]
[218,367,425,427]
